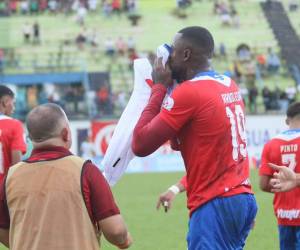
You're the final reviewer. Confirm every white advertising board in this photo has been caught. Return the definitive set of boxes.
[69,115,288,172]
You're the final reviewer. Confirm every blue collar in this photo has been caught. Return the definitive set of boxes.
[282,129,300,134]
[193,71,217,78]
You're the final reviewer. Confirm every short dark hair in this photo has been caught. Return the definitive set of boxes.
[178,26,214,58]
[287,101,300,118]
[26,103,67,142]
[0,85,14,99]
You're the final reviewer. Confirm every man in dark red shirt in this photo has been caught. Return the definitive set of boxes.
[132,26,257,249]
[0,85,26,183]
[0,103,132,250]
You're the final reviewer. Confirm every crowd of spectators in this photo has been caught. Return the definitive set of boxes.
[0,0,138,17]
[214,41,298,114]
[1,0,299,117]
[10,83,89,120]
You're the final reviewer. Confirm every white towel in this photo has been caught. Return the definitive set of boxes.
[156,44,172,68]
[102,58,153,186]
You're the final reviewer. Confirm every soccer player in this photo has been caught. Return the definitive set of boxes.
[132,26,257,249]
[0,85,26,183]
[259,101,300,250]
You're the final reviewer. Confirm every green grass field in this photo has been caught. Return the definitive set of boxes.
[0,169,279,250]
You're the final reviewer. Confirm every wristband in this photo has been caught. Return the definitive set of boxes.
[168,185,180,195]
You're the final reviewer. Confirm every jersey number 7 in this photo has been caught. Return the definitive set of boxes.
[281,153,297,171]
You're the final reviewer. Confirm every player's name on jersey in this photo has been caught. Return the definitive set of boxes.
[221,91,242,105]
[277,209,300,220]
[280,144,298,153]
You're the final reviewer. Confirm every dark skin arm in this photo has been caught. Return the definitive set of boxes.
[132,57,177,157]
[259,175,273,193]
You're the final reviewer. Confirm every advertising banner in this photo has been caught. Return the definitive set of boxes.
[91,120,185,172]
[70,115,288,173]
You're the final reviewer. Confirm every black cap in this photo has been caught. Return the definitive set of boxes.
[0,85,14,99]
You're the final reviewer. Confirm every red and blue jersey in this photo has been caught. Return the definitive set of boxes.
[159,71,252,215]
[260,129,300,226]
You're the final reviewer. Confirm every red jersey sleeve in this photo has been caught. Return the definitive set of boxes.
[0,178,9,229]
[11,120,26,154]
[259,142,274,176]
[179,175,187,190]
[159,83,197,131]
[82,162,120,223]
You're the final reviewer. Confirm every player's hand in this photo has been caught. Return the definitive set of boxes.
[156,189,177,213]
[117,232,133,249]
[269,163,297,192]
[152,57,173,88]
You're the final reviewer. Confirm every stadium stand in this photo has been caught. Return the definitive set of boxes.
[261,0,300,86]
[0,0,299,118]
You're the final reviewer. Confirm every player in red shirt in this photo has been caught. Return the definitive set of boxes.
[132,26,257,250]
[259,101,300,250]
[0,85,26,183]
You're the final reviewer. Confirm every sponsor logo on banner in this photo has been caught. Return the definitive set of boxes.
[91,120,184,172]
[89,115,287,171]
[92,121,116,156]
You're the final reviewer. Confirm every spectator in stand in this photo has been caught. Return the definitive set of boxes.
[9,1,17,14]
[112,0,121,16]
[127,0,137,13]
[102,0,112,17]
[115,90,127,111]
[127,36,135,50]
[267,48,281,74]
[262,86,272,111]
[116,37,127,56]
[105,37,115,57]
[230,4,240,28]
[233,60,242,83]
[237,45,251,61]
[39,0,48,12]
[22,22,31,43]
[128,48,138,70]
[77,3,87,26]
[48,0,58,14]
[89,28,99,47]
[88,0,98,12]
[289,0,299,11]
[80,135,96,160]
[75,28,87,50]
[96,85,110,115]
[30,0,39,14]
[20,0,29,15]
[248,84,258,113]
[285,85,297,104]
[27,86,38,109]
[219,42,227,59]
[32,21,40,44]
[256,53,267,75]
